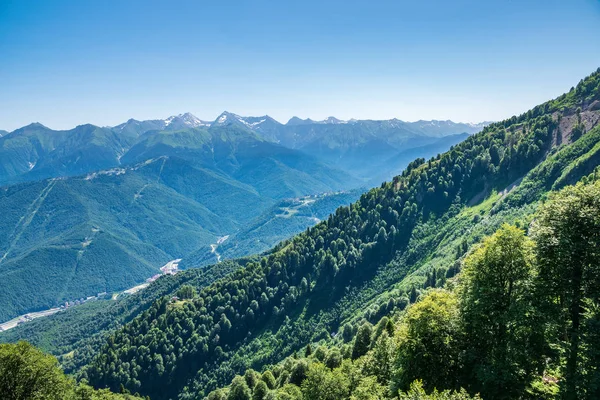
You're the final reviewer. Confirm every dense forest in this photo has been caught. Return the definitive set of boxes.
[203,176,600,400]
[69,69,600,400]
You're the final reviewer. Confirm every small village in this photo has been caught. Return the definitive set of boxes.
[0,259,181,332]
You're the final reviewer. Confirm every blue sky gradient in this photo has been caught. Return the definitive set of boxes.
[1,0,600,130]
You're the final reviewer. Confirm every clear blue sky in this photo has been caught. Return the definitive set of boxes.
[1,0,600,131]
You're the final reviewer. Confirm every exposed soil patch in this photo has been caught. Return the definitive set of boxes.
[558,110,600,144]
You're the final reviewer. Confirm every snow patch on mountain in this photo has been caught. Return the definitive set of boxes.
[164,112,210,128]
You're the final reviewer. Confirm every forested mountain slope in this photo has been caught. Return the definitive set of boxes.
[0,123,138,186]
[0,140,351,322]
[364,133,470,186]
[0,258,255,376]
[0,191,363,368]
[207,171,600,400]
[81,70,600,399]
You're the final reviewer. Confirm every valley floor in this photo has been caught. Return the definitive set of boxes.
[0,307,62,332]
[0,258,183,332]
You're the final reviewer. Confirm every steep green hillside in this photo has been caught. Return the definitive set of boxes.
[0,163,221,322]
[81,70,600,399]
[206,173,600,400]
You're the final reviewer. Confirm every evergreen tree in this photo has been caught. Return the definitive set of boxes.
[351,322,373,359]
[409,286,418,303]
[305,344,312,357]
[342,323,354,343]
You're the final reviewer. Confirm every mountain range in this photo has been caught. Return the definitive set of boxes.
[0,114,482,322]
[0,113,485,186]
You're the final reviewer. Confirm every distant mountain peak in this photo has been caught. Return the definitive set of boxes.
[286,116,347,125]
[10,122,50,135]
[323,116,345,124]
[164,112,208,128]
[213,111,238,126]
[25,122,48,129]
[286,116,313,126]
[212,112,280,130]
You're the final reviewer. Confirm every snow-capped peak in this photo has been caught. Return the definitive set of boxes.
[212,112,276,129]
[164,112,208,128]
[213,111,240,126]
[322,116,346,124]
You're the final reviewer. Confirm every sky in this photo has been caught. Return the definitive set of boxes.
[1,0,600,131]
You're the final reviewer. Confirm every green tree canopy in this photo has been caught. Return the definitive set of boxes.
[0,341,73,400]
[392,290,461,393]
[532,181,600,399]
[460,224,543,399]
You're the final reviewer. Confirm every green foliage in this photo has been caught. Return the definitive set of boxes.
[261,371,277,390]
[362,331,395,384]
[350,376,386,400]
[0,341,138,400]
[0,341,72,400]
[301,362,350,400]
[459,224,543,399]
[352,322,373,360]
[228,376,252,400]
[325,348,343,369]
[532,180,600,400]
[176,285,197,300]
[252,380,269,400]
[305,343,313,357]
[392,290,461,393]
[398,380,481,400]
